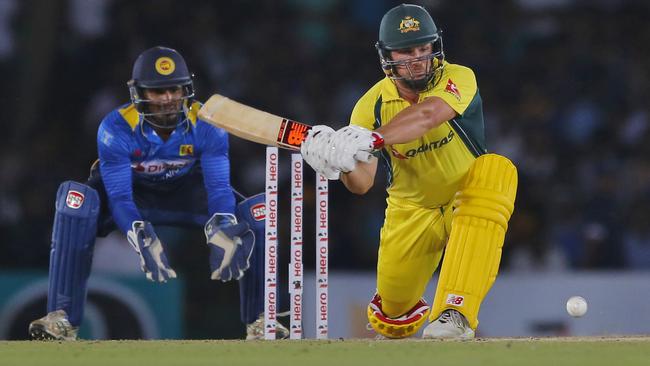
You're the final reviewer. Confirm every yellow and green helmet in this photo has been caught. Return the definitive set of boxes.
[375,4,445,91]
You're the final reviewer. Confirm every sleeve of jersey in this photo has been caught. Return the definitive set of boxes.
[198,123,236,216]
[433,66,478,116]
[97,120,142,234]
[349,93,377,130]
[350,92,385,158]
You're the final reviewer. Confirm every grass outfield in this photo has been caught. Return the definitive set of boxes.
[2,337,650,366]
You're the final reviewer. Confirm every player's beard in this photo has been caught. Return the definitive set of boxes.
[149,112,180,129]
[145,101,183,129]
[404,76,431,91]
[404,62,433,91]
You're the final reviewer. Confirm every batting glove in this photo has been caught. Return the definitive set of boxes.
[327,126,383,172]
[301,125,342,180]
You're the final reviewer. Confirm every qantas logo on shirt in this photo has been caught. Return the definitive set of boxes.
[444,79,461,101]
[394,130,455,159]
[390,146,408,160]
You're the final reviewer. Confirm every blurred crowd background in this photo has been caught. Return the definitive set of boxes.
[1,0,650,337]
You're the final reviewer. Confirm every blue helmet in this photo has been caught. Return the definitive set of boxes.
[127,46,195,129]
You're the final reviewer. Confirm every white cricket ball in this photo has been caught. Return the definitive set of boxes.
[566,296,588,317]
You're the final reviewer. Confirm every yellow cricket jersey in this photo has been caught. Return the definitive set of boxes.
[350,61,486,208]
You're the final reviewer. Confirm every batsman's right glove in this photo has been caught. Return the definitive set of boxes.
[301,125,342,180]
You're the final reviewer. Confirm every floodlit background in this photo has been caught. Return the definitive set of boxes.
[1,0,649,339]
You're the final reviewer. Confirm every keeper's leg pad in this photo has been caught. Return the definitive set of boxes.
[235,193,266,325]
[430,154,517,330]
[47,181,100,326]
[367,293,430,339]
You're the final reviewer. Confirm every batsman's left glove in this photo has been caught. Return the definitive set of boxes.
[329,126,383,170]
[205,213,255,282]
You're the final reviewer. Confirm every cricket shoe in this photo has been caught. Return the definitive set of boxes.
[422,309,475,339]
[29,310,79,341]
[246,314,290,340]
[367,293,430,339]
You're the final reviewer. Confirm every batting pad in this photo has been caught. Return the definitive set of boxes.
[430,154,517,330]
[48,181,100,326]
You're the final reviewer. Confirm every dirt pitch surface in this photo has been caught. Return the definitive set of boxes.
[2,336,649,366]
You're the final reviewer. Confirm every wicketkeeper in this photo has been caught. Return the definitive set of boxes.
[29,46,288,340]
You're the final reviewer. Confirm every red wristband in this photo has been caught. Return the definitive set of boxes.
[371,132,385,150]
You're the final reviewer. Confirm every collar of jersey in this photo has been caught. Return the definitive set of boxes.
[119,101,200,133]
[380,61,450,102]
[379,77,403,102]
[139,117,190,143]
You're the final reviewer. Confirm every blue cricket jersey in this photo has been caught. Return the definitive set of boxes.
[96,101,235,234]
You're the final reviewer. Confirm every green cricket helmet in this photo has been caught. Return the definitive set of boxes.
[375,4,445,91]
[127,46,195,129]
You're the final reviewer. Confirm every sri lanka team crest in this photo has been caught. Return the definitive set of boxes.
[444,79,461,101]
[399,16,420,33]
[155,57,175,75]
[179,144,194,156]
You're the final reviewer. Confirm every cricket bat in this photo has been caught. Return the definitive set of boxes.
[198,94,311,151]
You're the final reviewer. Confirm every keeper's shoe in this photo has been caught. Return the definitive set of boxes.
[29,310,79,341]
[246,314,290,340]
[422,309,475,339]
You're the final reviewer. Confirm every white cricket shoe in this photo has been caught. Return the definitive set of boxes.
[246,314,290,340]
[29,310,79,341]
[422,309,475,339]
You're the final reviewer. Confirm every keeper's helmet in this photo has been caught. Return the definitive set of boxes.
[376,4,445,91]
[127,46,195,129]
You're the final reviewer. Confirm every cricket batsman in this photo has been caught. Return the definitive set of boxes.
[301,4,517,338]
[28,46,288,340]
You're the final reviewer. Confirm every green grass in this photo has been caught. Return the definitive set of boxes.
[2,337,649,366]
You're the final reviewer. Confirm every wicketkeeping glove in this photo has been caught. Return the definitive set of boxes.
[205,213,255,282]
[126,221,177,283]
